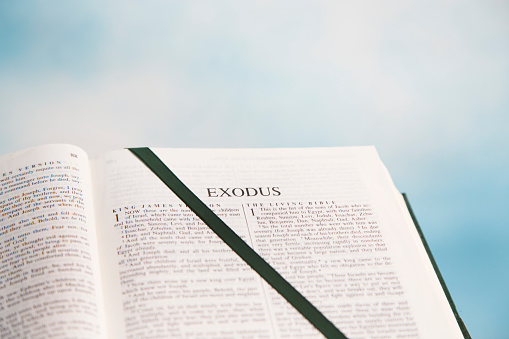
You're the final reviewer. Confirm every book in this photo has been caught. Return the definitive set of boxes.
[0,144,469,338]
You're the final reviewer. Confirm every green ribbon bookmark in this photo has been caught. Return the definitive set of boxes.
[128,147,347,339]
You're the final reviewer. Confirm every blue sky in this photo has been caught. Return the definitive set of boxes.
[1,1,508,337]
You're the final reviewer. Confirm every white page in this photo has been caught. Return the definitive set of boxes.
[92,147,464,339]
[0,145,106,338]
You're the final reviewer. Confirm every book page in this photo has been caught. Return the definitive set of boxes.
[92,147,463,339]
[0,145,106,338]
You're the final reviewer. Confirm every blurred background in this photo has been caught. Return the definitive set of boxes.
[1,1,508,337]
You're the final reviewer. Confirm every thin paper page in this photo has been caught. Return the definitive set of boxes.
[92,146,463,339]
[0,145,106,338]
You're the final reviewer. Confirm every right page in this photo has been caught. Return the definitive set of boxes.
[92,147,464,339]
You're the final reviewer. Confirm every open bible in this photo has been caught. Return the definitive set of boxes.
[0,144,469,338]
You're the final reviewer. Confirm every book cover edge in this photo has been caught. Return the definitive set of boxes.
[401,193,471,339]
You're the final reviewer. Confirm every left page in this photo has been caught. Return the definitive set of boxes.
[0,145,106,338]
